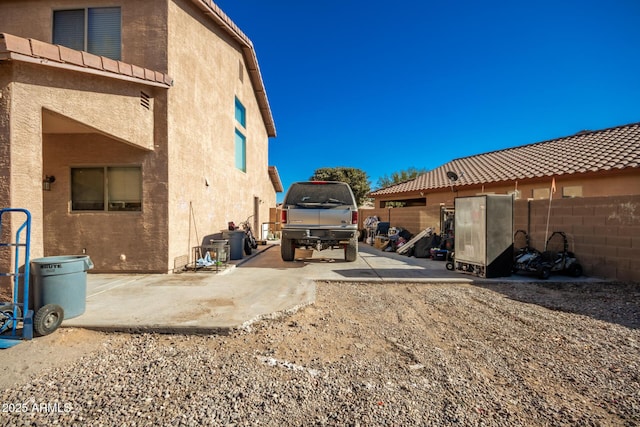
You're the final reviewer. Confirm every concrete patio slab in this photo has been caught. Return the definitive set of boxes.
[63,242,601,334]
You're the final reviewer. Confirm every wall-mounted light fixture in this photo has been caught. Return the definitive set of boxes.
[42,175,56,191]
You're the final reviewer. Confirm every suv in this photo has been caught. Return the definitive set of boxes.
[280,181,359,262]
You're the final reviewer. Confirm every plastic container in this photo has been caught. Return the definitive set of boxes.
[222,230,246,260]
[210,240,230,263]
[31,255,94,319]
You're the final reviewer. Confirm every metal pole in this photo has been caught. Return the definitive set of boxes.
[544,178,555,251]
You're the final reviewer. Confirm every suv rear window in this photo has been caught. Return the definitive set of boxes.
[284,183,355,208]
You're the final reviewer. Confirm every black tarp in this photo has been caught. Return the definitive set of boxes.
[414,234,441,258]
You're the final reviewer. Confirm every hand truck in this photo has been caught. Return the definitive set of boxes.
[0,208,64,349]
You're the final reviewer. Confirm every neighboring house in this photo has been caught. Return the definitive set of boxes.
[0,0,282,273]
[366,122,640,282]
[370,122,640,207]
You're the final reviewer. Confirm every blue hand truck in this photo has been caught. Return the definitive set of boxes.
[0,208,64,349]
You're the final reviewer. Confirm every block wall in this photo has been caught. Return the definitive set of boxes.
[521,196,640,282]
[361,195,640,282]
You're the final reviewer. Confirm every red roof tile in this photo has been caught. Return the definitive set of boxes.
[29,38,60,61]
[59,45,84,66]
[371,122,640,196]
[101,56,119,73]
[0,33,31,55]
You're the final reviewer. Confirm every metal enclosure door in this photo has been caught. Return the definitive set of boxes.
[454,196,486,264]
[486,195,513,265]
[454,195,514,278]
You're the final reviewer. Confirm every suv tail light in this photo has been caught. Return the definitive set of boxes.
[281,209,288,224]
[351,211,358,224]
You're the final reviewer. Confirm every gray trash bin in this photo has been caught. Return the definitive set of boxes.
[31,255,94,319]
[222,230,246,260]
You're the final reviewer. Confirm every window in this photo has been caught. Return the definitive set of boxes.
[562,185,583,198]
[235,130,246,172]
[235,97,246,128]
[532,188,550,200]
[72,166,142,212]
[53,7,121,60]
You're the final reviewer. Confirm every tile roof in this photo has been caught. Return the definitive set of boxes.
[371,122,640,196]
[0,33,173,88]
[191,0,276,137]
[268,165,284,192]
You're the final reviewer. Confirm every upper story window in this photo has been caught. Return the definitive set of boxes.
[53,7,122,60]
[234,97,247,172]
[235,97,246,128]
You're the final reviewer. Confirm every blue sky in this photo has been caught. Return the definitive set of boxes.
[214,0,640,199]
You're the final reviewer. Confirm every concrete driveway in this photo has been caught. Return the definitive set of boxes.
[64,243,597,334]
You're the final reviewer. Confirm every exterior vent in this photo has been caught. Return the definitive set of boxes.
[140,91,150,109]
[238,60,244,82]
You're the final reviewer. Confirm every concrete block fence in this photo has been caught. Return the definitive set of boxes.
[360,195,640,282]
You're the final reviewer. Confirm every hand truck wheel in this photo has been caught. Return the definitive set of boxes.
[34,304,64,337]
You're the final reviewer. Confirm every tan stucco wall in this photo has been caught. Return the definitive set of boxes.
[43,133,168,272]
[2,61,168,271]
[0,64,12,209]
[1,0,276,273]
[0,0,168,71]
[165,0,275,268]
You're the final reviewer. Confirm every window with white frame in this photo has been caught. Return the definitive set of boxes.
[71,166,142,212]
[53,7,122,60]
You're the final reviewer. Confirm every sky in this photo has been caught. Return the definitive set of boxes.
[214,0,640,201]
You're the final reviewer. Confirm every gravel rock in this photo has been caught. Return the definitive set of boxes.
[1,281,638,426]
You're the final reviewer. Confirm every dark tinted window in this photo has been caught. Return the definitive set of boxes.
[284,183,355,207]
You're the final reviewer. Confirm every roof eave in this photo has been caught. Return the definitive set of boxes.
[3,52,172,88]
[268,166,284,192]
[191,0,276,137]
[0,33,173,88]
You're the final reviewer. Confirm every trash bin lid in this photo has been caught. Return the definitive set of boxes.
[222,230,246,240]
[31,255,94,276]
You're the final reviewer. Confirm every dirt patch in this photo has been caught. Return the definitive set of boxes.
[1,280,638,425]
[214,280,639,425]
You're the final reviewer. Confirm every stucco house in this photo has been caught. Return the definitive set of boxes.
[0,0,282,273]
[370,122,640,208]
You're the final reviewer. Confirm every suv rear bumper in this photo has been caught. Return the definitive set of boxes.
[282,229,357,242]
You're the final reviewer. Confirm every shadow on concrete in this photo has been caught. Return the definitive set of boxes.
[334,268,461,280]
[473,281,640,330]
[234,244,306,269]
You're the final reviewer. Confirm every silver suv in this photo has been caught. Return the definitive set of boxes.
[280,181,359,262]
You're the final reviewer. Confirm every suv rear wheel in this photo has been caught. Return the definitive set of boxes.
[344,238,358,262]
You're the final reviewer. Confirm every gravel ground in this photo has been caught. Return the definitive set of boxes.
[1,280,639,426]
